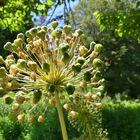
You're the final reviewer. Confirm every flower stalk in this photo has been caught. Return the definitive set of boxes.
[55,92,68,140]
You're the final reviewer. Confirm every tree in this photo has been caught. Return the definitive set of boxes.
[69,0,140,98]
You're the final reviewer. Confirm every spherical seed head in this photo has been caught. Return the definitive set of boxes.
[2,24,104,119]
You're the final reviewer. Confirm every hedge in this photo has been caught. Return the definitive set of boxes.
[102,101,140,140]
[1,100,140,140]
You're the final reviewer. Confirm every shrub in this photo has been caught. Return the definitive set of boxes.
[102,101,140,140]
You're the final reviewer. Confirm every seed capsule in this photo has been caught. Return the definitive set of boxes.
[49,97,56,105]
[17,33,25,40]
[4,95,13,104]
[80,80,87,88]
[63,25,72,34]
[17,114,25,123]
[51,21,59,29]
[32,89,42,104]
[0,67,7,78]
[12,103,20,112]
[94,44,103,53]
[66,83,75,95]
[95,103,102,109]
[38,115,45,123]
[28,116,35,124]
[63,104,72,111]
[69,111,78,119]
[79,45,88,56]
[72,63,81,73]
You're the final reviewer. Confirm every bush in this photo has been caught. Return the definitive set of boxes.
[102,101,140,140]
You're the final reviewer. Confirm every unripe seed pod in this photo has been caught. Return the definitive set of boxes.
[79,45,88,56]
[30,27,37,36]
[63,25,72,34]
[26,30,32,38]
[37,29,46,40]
[90,41,96,50]
[51,21,59,29]
[72,63,81,73]
[92,58,103,67]
[94,44,103,53]
[3,42,13,52]
[95,103,102,109]
[28,116,35,124]
[5,59,15,69]
[17,33,25,40]
[62,53,70,63]
[80,80,87,88]
[41,26,48,31]
[0,87,6,97]
[92,94,98,100]
[69,111,78,119]
[51,29,62,38]
[0,67,7,78]
[77,57,85,65]
[16,91,25,104]
[63,103,72,111]
[0,56,5,64]
[90,51,98,59]
[4,95,13,104]
[75,29,83,36]
[47,84,55,93]
[9,64,18,76]
[42,63,50,72]
[17,114,25,123]
[12,103,20,112]
[38,115,45,123]
[14,38,24,46]
[27,61,37,72]
[32,89,42,104]
[59,43,70,53]
[17,59,26,69]
[30,72,36,81]
[84,92,92,100]
[66,83,75,95]
[49,97,56,105]
[84,71,92,81]
[2,82,12,90]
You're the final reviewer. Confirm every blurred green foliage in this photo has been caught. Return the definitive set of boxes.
[102,101,140,140]
[0,99,80,140]
[69,0,140,98]
[0,0,54,32]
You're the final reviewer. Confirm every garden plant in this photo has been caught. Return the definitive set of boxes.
[0,21,106,140]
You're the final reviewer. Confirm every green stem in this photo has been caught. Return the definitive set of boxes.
[55,92,68,140]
